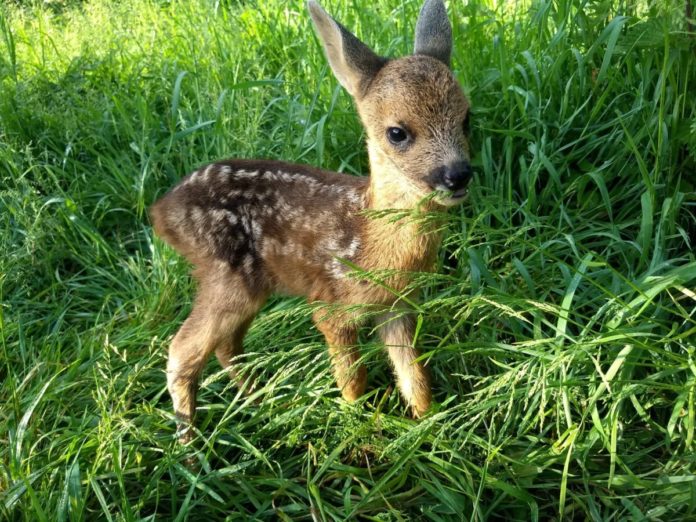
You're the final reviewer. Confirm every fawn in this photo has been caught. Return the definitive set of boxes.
[151,0,471,442]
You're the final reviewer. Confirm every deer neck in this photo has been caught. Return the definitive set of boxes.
[365,141,427,211]
[361,141,442,273]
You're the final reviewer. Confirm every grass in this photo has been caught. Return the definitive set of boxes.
[1,0,695,519]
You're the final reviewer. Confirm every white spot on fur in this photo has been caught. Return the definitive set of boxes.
[180,170,199,187]
[209,209,229,224]
[243,254,254,273]
[327,235,360,280]
[201,164,214,182]
[240,215,250,235]
[343,188,361,205]
[189,206,207,237]
[251,220,262,238]
[265,170,325,195]
[190,206,204,222]
[345,237,360,256]
[235,170,259,179]
[329,261,344,280]
[324,236,340,252]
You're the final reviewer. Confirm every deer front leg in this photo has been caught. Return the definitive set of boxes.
[378,312,431,417]
[313,310,366,402]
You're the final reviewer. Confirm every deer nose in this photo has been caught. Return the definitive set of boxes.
[441,161,472,191]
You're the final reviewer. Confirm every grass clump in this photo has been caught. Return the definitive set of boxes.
[1,0,695,520]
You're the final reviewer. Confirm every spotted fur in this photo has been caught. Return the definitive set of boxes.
[151,0,471,442]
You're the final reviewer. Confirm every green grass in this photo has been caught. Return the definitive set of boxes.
[1,0,695,519]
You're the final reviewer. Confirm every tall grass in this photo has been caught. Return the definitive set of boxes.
[1,0,695,519]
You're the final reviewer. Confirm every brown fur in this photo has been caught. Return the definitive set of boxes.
[151,0,471,441]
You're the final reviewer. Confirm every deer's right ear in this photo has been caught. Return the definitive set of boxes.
[308,1,385,98]
[414,0,452,67]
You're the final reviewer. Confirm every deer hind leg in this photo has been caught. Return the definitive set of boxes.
[312,309,366,402]
[167,267,264,443]
[214,316,255,393]
[377,312,431,417]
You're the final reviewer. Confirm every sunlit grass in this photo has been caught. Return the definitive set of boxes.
[1,0,695,520]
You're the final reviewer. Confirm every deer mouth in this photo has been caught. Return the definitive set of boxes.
[451,187,468,199]
[431,186,469,206]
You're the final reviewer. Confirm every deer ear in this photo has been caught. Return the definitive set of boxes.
[308,1,386,97]
[414,0,452,66]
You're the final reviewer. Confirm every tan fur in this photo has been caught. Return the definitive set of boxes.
[361,57,470,206]
[151,0,471,442]
[378,311,431,417]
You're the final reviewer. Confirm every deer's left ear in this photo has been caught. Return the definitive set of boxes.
[414,0,452,67]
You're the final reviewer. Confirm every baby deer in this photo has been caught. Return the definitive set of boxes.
[151,0,471,442]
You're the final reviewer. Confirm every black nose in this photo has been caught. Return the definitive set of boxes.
[441,161,472,191]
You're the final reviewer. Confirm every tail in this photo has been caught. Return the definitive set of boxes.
[150,191,206,266]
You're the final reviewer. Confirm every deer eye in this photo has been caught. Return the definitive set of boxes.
[462,113,470,134]
[386,126,409,145]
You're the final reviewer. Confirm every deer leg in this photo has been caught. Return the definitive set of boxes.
[214,316,256,394]
[313,310,366,402]
[377,312,431,417]
[167,268,264,443]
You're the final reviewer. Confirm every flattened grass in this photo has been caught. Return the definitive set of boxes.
[1,0,695,519]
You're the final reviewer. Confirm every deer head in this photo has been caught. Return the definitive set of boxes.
[308,0,472,209]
